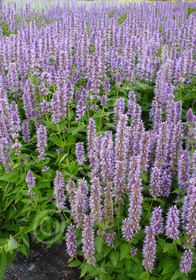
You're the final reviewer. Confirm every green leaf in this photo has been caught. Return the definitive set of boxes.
[18,245,28,257]
[171,270,188,280]
[0,251,7,280]
[27,211,48,233]
[140,172,147,182]
[99,222,107,231]
[162,242,175,254]
[80,263,90,278]
[139,271,151,279]
[6,250,17,268]
[68,260,80,268]
[95,236,104,255]
[7,235,18,252]
[117,273,129,280]
[120,243,131,260]
[162,258,178,275]
[49,135,62,147]
[125,259,133,273]
[68,161,78,176]
[0,172,18,182]
[109,250,119,267]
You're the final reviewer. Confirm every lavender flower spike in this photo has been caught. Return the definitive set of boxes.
[73,179,88,228]
[142,226,156,273]
[22,121,31,143]
[150,206,163,235]
[36,124,47,161]
[26,170,36,196]
[178,150,190,191]
[76,142,86,165]
[90,177,102,225]
[184,178,196,249]
[180,250,193,274]
[82,215,96,265]
[104,181,114,229]
[166,205,180,240]
[54,171,65,212]
[66,224,77,258]
[122,176,143,241]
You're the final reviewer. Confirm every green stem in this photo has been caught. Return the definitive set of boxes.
[118,205,121,235]
[57,124,63,145]
[173,239,178,256]
[99,108,105,131]
[62,211,70,223]
[68,104,70,128]
[116,88,119,99]
[149,197,154,214]
[180,85,182,103]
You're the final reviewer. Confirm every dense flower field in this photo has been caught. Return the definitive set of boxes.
[0,0,196,279]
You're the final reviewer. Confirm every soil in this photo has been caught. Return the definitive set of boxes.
[4,241,84,280]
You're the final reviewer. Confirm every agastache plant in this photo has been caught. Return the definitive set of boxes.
[0,1,196,279]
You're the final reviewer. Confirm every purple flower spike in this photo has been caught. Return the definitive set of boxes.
[26,170,36,190]
[90,177,102,225]
[187,108,194,123]
[22,121,30,143]
[76,99,86,122]
[36,124,47,161]
[183,178,196,249]
[180,250,193,274]
[101,95,108,106]
[54,171,65,212]
[66,224,77,258]
[178,150,190,191]
[166,205,180,240]
[82,215,96,265]
[76,142,86,165]
[142,226,156,273]
[150,206,163,235]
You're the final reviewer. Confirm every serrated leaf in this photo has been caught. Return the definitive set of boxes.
[162,242,175,254]
[0,172,18,182]
[95,236,104,255]
[18,244,28,257]
[49,135,62,147]
[171,270,187,280]
[162,258,178,275]
[120,243,131,260]
[68,259,80,268]
[7,235,18,252]
[80,262,96,278]
[6,250,17,268]
[110,250,119,267]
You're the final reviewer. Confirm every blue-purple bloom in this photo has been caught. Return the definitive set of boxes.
[73,179,88,228]
[75,142,86,165]
[66,224,77,258]
[76,99,86,121]
[90,177,102,225]
[122,176,143,241]
[178,150,190,191]
[82,215,96,265]
[36,124,47,161]
[142,226,156,273]
[180,250,193,273]
[150,206,163,235]
[166,205,180,240]
[54,171,65,212]
[26,170,36,196]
